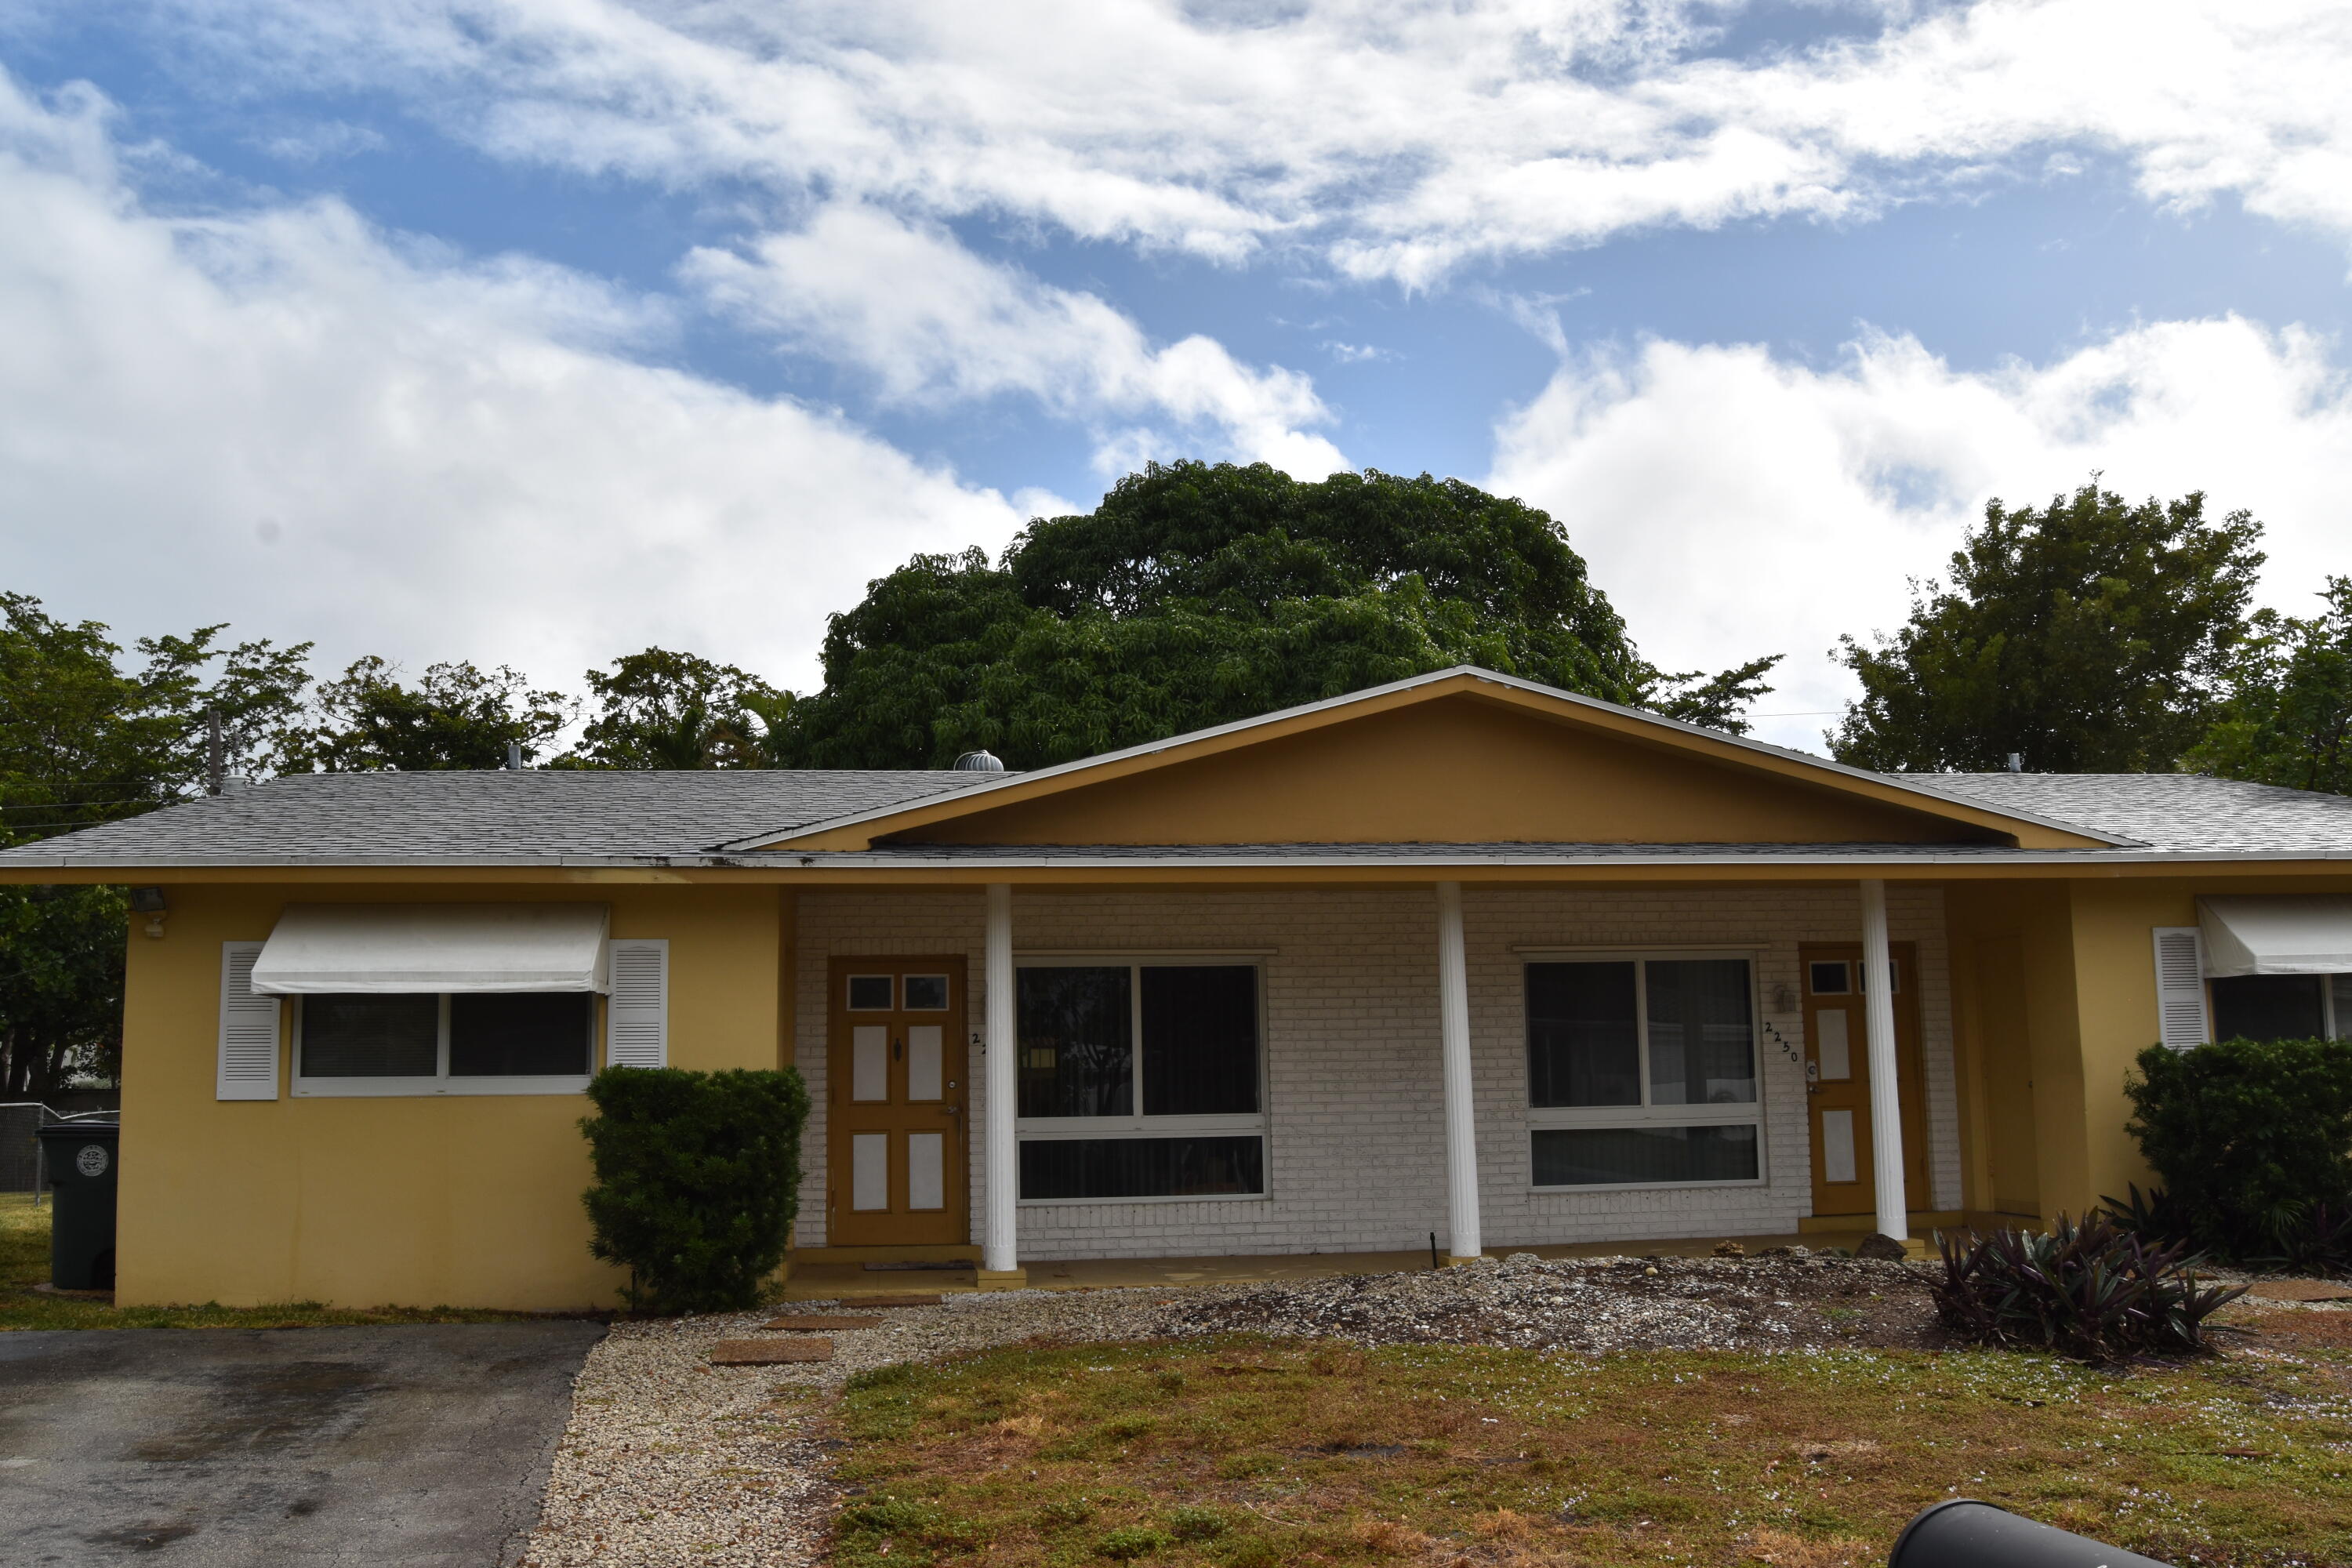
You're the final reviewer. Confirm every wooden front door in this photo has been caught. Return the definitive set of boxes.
[1802,943,1930,1221]
[827,956,970,1247]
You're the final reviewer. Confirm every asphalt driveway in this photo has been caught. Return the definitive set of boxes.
[0,1320,605,1566]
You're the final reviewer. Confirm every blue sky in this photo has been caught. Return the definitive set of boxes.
[2,1,2348,750]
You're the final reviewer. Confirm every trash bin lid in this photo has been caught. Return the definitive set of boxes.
[34,1120,119,1143]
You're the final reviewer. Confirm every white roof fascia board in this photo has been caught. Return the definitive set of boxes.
[2198,895,2352,978]
[16,846,2352,873]
[715,665,2128,851]
[249,902,612,994]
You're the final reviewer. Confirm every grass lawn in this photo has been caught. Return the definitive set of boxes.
[0,1191,543,1330]
[829,1328,2352,1567]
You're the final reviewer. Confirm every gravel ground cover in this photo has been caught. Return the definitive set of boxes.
[520,1249,1939,1566]
[1160,1248,1938,1353]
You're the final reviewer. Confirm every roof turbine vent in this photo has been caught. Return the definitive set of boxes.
[952,749,1005,773]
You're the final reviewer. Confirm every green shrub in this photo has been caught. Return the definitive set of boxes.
[845,1361,920,1393]
[1164,1506,1227,1542]
[2123,1036,2352,1259]
[579,1065,809,1314]
[1095,1526,1171,1560]
[1933,1214,2245,1362]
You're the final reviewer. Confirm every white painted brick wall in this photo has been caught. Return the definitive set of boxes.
[793,884,1956,1258]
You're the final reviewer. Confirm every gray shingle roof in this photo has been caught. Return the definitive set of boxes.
[2,761,2347,871]
[0,769,991,867]
[1904,772,2352,855]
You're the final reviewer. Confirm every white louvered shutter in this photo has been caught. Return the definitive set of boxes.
[2152,927,2211,1051]
[604,940,670,1069]
[217,941,281,1100]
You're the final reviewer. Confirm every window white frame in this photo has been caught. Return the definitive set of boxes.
[290,993,598,1098]
[1011,953,1271,1204]
[1521,948,1768,1192]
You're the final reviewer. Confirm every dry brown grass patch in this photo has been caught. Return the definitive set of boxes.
[1739,1526,1874,1566]
[826,1334,2352,1567]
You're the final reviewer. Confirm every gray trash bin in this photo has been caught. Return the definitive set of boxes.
[34,1121,119,1290]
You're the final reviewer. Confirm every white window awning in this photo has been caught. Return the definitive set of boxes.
[2198,896,2352,978]
[249,904,612,995]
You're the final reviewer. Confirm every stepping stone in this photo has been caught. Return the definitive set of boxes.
[2247,1279,2352,1302]
[710,1338,833,1366]
[857,1293,943,1308]
[762,1314,883,1332]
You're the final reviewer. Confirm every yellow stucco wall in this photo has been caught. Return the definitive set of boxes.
[117,883,784,1311]
[873,695,2012,848]
[1950,873,2352,1225]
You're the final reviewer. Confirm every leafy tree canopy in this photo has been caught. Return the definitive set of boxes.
[290,656,575,771]
[562,648,786,769]
[0,593,310,1096]
[2187,575,2352,796]
[780,462,1778,768]
[1828,481,2263,773]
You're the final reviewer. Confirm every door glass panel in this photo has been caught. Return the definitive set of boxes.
[1816,1008,1851,1080]
[847,975,892,1011]
[1141,965,1259,1115]
[301,994,438,1077]
[1646,959,1756,1105]
[906,1025,944,1101]
[1530,1124,1759,1186]
[852,1025,889,1102]
[905,974,949,1011]
[1809,961,1849,995]
[1820,1109,1857,1183]
[851,1133,889,1210]
[1017,967,1132,1116]
[1526,962,1639,1107]
[907,1131,946,1210]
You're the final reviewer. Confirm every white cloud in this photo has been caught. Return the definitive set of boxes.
[142,0,2352,283]
[1486,316,2352,751]
[683,205,1346,477]
[0,74,1029,695]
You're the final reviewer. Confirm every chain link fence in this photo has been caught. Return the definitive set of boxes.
[1,1103,48,1196]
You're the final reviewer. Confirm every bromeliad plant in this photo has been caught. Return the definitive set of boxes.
[1933,1213,2246,1363]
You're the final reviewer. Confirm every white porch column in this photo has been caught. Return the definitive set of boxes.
[981,882,1021,1280]
[1858,878,1908,1244]
[1435,880,1483,1261]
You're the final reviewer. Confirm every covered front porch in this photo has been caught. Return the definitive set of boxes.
[789,874,1973,1289]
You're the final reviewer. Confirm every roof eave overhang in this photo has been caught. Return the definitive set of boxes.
[9,848,2349,883]
[717,667,2122,853]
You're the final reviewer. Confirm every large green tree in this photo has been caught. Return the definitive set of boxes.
[1828,481,2263,773]
[291,656,575,771]
[2187,576,2352,796]
[564,648,786,769]
[780,462,1777,768]
[0,594,310,1096]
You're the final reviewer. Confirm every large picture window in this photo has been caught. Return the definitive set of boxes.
[294,993,594,1095]
[1525,954,1762,1188]
[1015,960,1265,1201]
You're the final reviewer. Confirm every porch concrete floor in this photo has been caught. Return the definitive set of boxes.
[783,1226,1924,1298]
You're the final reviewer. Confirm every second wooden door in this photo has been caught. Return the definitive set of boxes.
[1802,943,1929,1221]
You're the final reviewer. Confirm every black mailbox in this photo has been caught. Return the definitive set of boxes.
[1892,1499,2176,1567]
